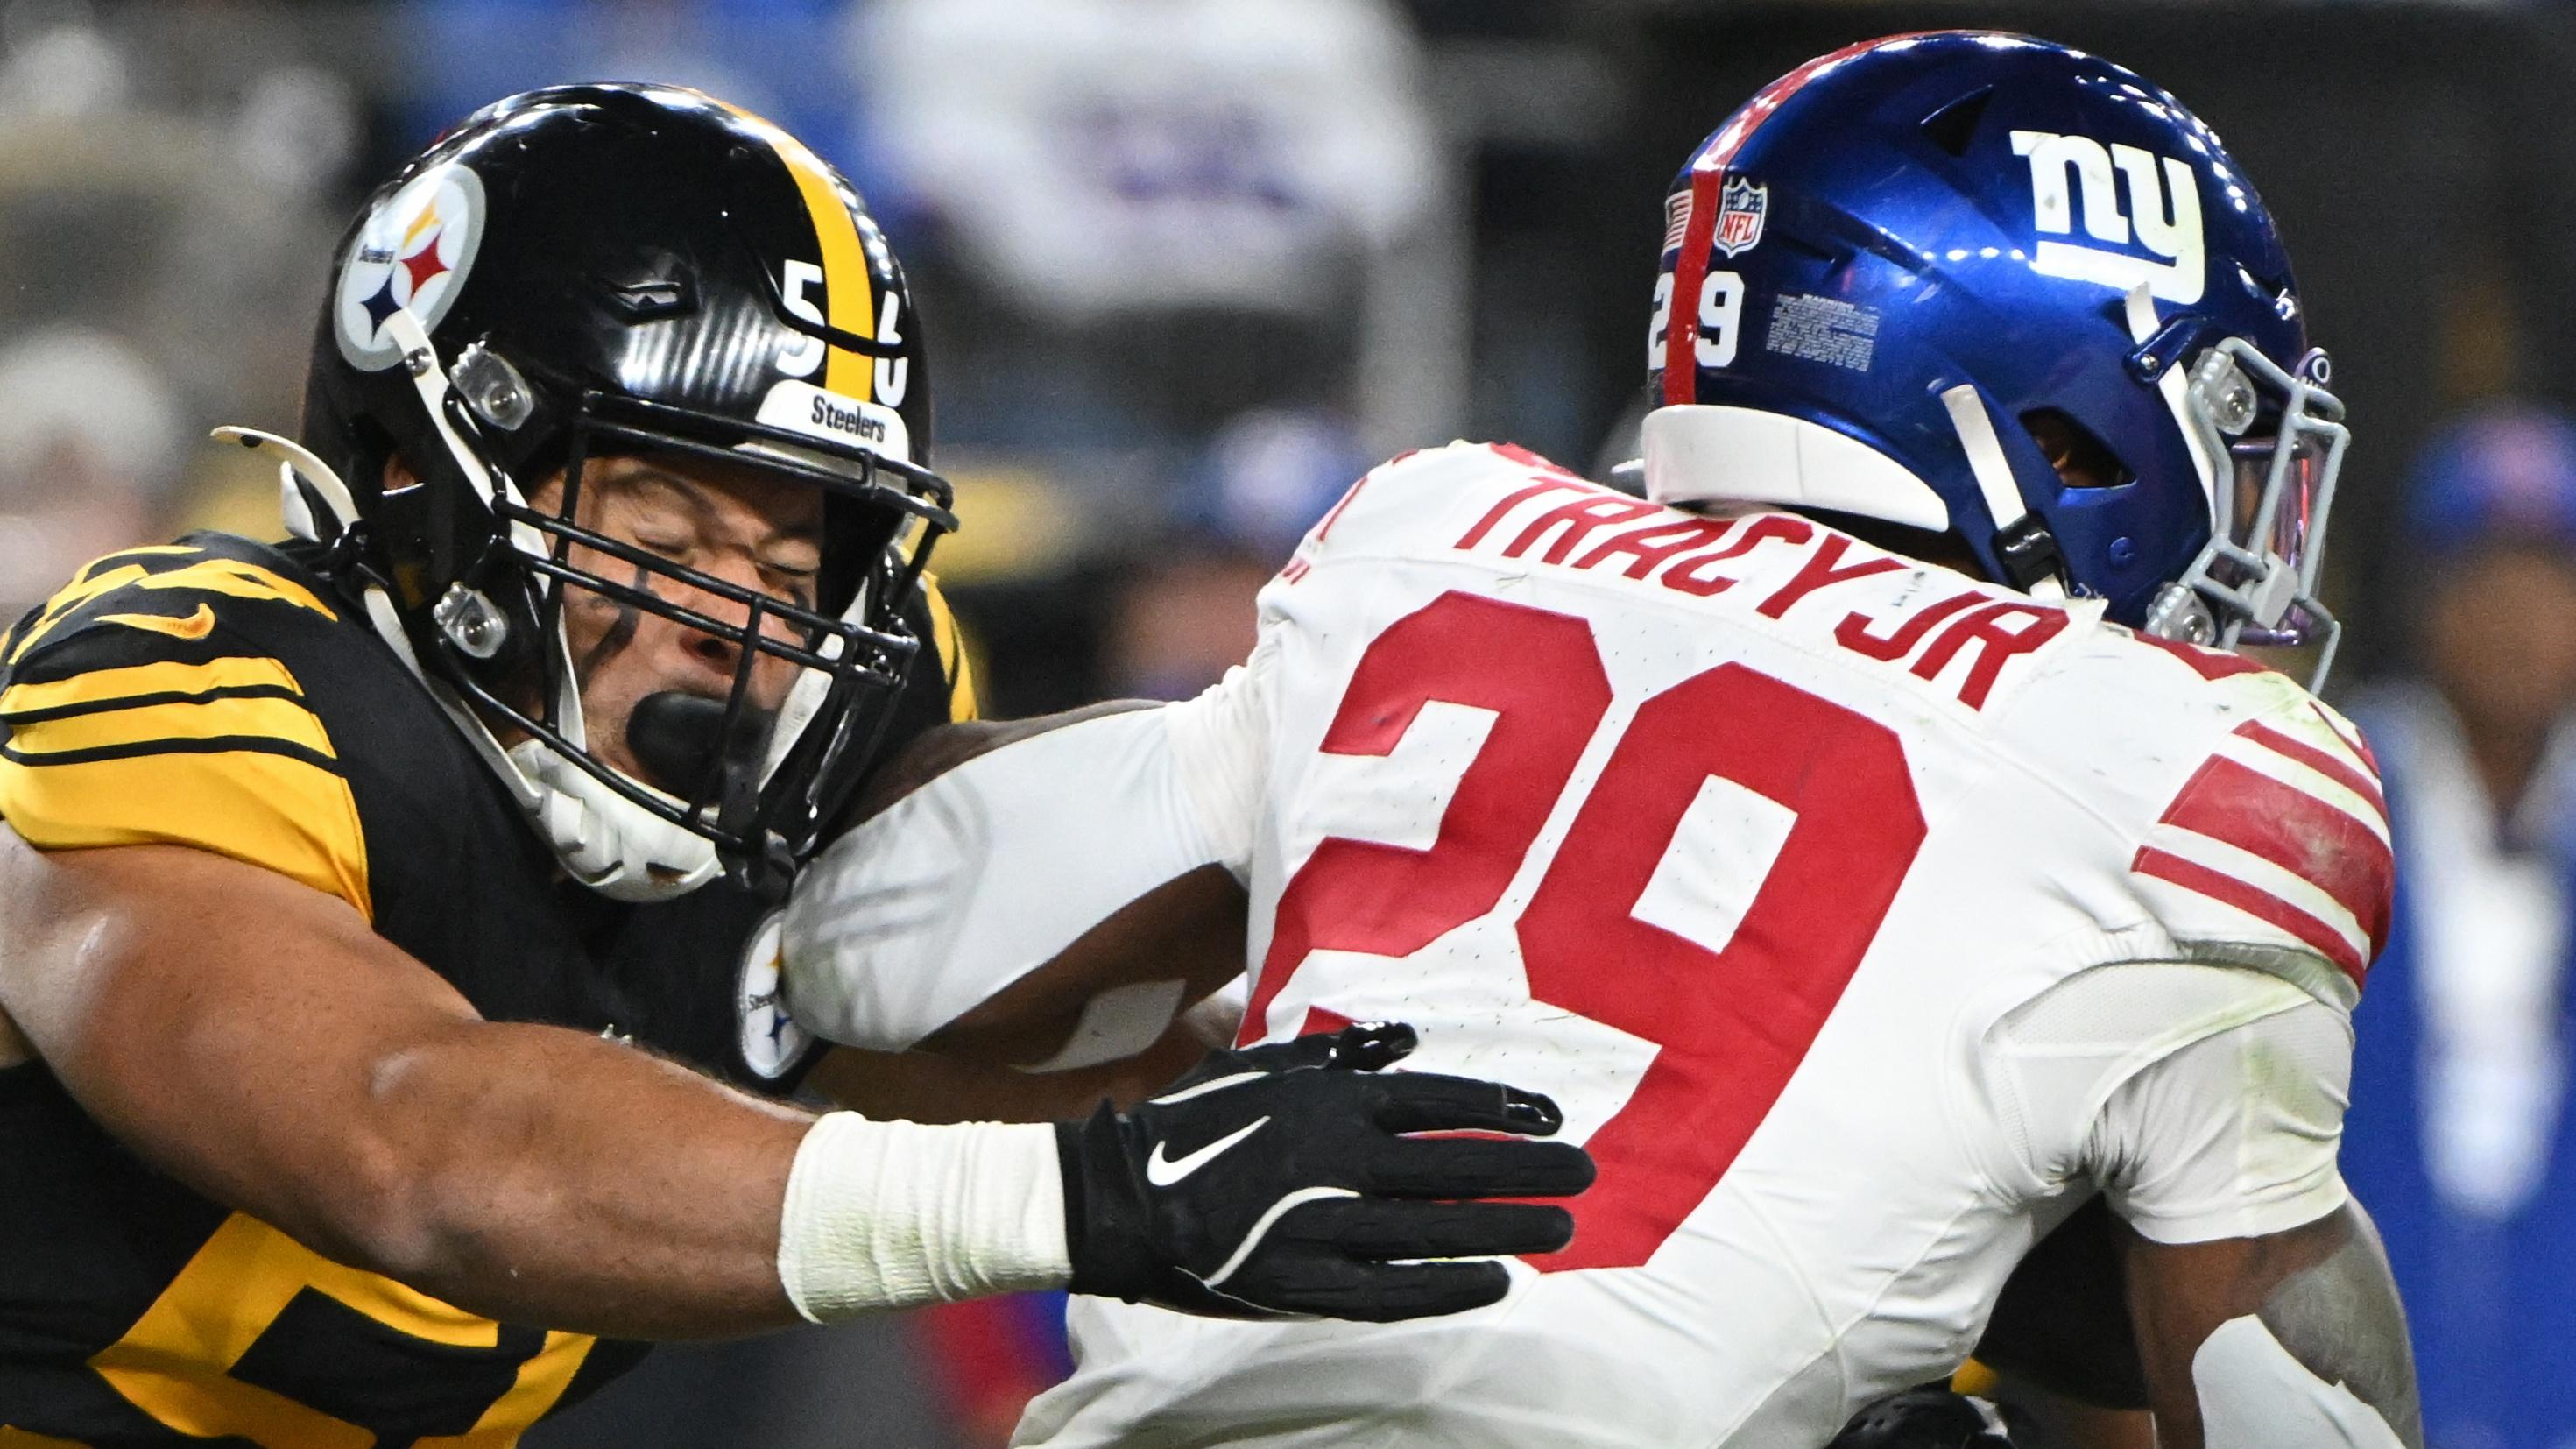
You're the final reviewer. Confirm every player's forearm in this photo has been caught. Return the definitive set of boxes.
[2124,1205,2422,1449]
[787,706,1251,1062]
[3,841,1068,1340]
[348,1016,820,1337]
[848,700,1158,823]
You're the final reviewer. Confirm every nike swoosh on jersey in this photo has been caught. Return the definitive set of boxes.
[96,603,215,641]
[1146,1115,1272,1188]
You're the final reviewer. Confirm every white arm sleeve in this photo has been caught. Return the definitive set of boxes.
[2193,1316,2406,1449]
[2087,995,2354,1244]
[780,654,1270,1056]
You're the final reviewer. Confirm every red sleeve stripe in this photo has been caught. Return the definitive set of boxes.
[2235,719,2386,818]
[2133,845,2366,986]
[2155,754,2393,958]
[2310,701,2383,777]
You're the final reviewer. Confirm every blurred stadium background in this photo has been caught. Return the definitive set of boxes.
[6,2,2574,1445]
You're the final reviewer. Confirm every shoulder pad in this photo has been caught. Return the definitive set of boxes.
[1274,441,1591,580]
[2127,682,2390,1007]
[1988,625,2388,1009]
[0,536,385,918]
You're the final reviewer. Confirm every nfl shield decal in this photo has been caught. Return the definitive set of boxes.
[1713,175,1768,258]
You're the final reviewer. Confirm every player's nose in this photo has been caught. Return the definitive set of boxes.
[660,555,801,682]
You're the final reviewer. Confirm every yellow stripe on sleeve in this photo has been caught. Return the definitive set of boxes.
[921,574,979,724]
[8,555,336,665]
[0,741,371,921]
[0,1428,95,1448]
[414,1330,596,1448]
[0,655,305,717]
[4,695,336,761]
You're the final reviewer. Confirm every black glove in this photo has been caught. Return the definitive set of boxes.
[1056,1021,1595,1322]
[1827,1387,2016,1449]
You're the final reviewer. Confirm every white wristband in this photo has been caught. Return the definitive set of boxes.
[775,1113,1072,1322]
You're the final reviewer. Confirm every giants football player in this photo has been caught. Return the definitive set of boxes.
[786,32,2420,1449]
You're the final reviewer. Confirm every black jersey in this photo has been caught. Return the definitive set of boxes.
[0,534,975,1446]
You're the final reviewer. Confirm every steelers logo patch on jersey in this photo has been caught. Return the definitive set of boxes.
[737,910,813,1080]
[335,162,488,371]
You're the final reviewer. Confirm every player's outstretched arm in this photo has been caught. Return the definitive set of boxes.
[0,836,829,1338]
[787,673,1269,1075]
[0,833,1590,1336]
[2121,1201,2421,1449]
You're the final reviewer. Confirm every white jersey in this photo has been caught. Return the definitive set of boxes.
[995,442,2390,1447]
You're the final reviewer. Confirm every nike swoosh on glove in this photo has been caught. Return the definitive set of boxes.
[1056,1021,1595,1322]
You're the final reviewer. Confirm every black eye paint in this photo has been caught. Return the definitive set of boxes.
[577,557,651,681]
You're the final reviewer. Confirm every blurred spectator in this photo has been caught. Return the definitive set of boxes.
[1108,407,1373,700]
[395,0,854,164]
[0,326,185,614]
[0,1,356,549]
[852,0,1464,467]
[856,0,1437,323]
[2340,404,2576,1449]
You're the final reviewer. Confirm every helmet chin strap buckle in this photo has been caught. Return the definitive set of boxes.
[1992,514,2071,594]
[1940,385,2069,601]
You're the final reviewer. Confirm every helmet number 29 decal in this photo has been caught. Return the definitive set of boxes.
[1649,269,1747,372]
[2011,131,2205,305]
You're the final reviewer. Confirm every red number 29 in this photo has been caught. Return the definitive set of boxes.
[1240,590,1926,1271]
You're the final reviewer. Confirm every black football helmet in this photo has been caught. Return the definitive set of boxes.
[233,83,952,901]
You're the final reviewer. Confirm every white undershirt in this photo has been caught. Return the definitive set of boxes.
[1993,959,2354,1244]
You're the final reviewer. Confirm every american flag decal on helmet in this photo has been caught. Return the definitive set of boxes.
[1662,192,1691,255]
[2131,705,2392,987]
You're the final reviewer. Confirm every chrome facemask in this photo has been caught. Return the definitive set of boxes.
[2142,340,2348,688]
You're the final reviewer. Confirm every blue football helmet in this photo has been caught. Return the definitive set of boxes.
[1643,32,2349,682]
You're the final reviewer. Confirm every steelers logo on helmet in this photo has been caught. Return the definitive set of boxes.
[335,163,488,371]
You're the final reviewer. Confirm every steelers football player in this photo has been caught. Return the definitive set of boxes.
[0,85,1590,1444]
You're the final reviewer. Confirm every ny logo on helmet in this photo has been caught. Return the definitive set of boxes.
[2010,131,2204,305]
